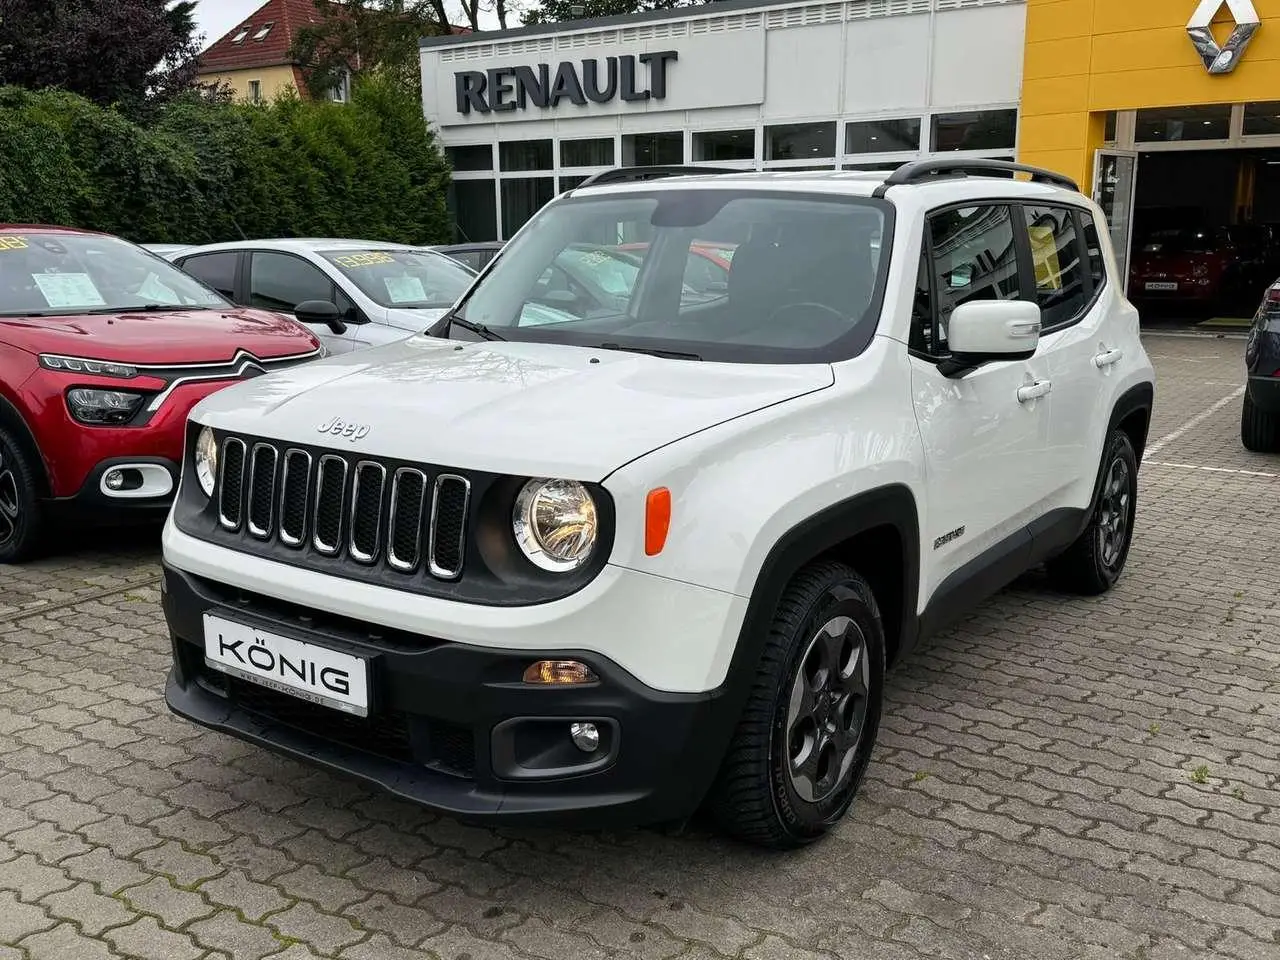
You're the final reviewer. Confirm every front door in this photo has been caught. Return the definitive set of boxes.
[909,203,1057,604]
[1092,150,1139,295]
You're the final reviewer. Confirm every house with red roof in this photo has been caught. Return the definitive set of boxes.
[199,0,471,105]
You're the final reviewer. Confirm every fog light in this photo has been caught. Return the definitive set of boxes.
[570,721,600,753]
[523,660,598,685]
[104,469,125,491]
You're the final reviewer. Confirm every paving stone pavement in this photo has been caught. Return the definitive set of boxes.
[1,332,1277,960]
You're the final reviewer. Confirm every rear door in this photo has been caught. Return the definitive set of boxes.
[908,202,1056,602]
[1035,206,1126,512]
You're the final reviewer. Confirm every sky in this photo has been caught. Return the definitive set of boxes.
[191,0,504,51]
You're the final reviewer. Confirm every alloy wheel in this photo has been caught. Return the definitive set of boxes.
[0,446,20,548]
[1098,456,1131,569]
[785,615,871,803]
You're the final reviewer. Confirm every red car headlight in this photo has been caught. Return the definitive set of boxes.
[65,388,145,425]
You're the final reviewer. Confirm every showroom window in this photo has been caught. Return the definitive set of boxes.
[559,174,591,191]
[452,180,497,242]
[1135,105,1231,142]
[765,122,836,161]
[446,144,493,171]
[1243,101,1280,137]
[622,132,683,166]
[561,138,614,168]
[694,129,755,162]
[845,118,920,155]
[931,109,1018,152]
[500,139,553,172]
[501,178,554,238]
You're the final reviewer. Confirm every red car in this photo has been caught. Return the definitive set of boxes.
[1128,225,1268,311]
[0,225,323,562]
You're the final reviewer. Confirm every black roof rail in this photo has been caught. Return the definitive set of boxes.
[872,158,1080,198]
[573,165,741,189]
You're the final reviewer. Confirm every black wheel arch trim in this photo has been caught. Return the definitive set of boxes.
[1108,381,1155,461]
[0,394,51,499]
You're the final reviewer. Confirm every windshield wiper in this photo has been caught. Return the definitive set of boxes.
[437,311,505,341]
[595,342,702,361]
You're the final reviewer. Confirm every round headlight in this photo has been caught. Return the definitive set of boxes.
[195,426,218,498]
[513,478,598,573]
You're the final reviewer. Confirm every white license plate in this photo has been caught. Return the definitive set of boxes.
[1145,282,1178,292]
[203,614,369,717]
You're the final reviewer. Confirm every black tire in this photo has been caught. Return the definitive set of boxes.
[1241,392,1280,453]
[709,561,885,849]
[0,426,44,564]
[1046,429,1138,596]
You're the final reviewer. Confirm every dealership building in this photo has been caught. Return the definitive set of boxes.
[420,0,1280,288]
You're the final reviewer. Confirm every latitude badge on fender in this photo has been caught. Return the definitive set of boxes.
[1187,0,1260,75]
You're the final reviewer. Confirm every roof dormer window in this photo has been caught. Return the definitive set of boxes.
[230,28,249,43]
[253,22,275,42]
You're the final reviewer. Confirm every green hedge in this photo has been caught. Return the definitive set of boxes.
[0,77,452,245]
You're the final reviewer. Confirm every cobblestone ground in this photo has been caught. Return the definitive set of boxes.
[1,332,1277,960]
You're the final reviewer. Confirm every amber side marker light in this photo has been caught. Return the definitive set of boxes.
[523,660,598,685]
[645,487,672,556]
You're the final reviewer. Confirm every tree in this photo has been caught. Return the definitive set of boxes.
[0,0,204,113]
[521,0,715,24]
[291,0,477,98]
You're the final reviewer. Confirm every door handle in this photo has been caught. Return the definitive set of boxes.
[1017,379,1052,403]
[1094,348,1123,368]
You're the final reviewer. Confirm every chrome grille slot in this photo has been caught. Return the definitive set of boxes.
[218,438,247,530]
[312,455,349,556]
[388,468,427,572]
[429,474,470,580]
[349,461,387,564]
[278,450,311,547]
[247,443,279,539]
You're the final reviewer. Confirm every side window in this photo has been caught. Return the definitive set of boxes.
[249,253,334,312]
[1023,205,1087,328]
[179,252,237,300]
[1078,211,1106,291]
[927,204,1022,352]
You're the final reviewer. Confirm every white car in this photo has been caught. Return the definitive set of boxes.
[160,161,1156,848]
[166,238,477,354]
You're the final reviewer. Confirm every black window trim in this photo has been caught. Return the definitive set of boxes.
[908,197,1105,365]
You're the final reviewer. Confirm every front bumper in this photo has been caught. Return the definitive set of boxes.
[47,456,179,522]
[162,563,743,828]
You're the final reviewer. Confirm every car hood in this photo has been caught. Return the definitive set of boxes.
[382,306,449,332]
[0,307,319,363]
[190,335,834,479]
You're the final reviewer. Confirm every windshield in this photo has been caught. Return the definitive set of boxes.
[0,232,228,316]
[450,189,888,361]
[321,248,475,309]
[1140,228,1226,255]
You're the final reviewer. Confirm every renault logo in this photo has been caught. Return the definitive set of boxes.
[1188,0,1261,75]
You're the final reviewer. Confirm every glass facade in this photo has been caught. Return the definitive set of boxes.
[444,109,1019,240]
[1135,105,1231,142]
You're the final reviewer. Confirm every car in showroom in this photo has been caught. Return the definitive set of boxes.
[160,161,1154,848]
[0,225,323,563]
[1128,224,1269,315]
[1242,276,1280,451]
[167,239,477,354]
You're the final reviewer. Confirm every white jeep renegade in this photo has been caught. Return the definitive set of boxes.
[162,160,1156,849]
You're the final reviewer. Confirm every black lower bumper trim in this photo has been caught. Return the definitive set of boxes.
[48,456,178,522]
[162,563,738,828]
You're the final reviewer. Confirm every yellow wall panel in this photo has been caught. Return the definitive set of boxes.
[199,66,299,103]
[1024,0,1095,43]
[1022,37,1093,81]
[1020,0,1280,187]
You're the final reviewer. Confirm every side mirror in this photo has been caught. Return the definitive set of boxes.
[295,300,347,335]
[940,300,1041,378]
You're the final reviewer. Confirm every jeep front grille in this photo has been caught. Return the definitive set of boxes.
[214,435,471,581]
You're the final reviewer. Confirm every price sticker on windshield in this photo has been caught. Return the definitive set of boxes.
[0,236,29,251]
[334,252,395,268]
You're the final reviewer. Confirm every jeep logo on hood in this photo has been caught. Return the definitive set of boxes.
[318,418,370,441]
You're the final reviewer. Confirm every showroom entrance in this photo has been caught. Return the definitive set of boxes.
[1093,102,1280,320]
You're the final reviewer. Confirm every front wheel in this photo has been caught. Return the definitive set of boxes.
[0,427,43,564]
[709,561,885,849]
[1046,429,1138,595]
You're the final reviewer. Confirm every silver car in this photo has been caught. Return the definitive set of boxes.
[166,238,477,354]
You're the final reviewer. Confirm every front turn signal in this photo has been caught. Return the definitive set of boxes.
[645,487,672,556]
